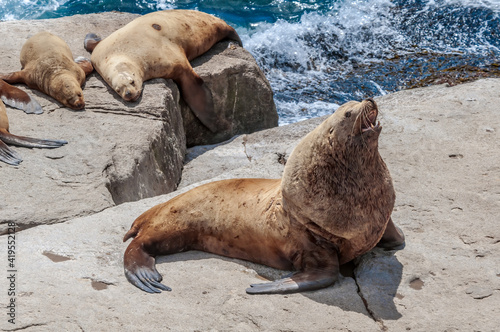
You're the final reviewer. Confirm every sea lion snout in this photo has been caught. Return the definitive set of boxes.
[71,99,85,110]
[122,88,141,102]
[69,92,85,109]
[112,71,141,101]
[124,89,137,101]
[350,98,381,135]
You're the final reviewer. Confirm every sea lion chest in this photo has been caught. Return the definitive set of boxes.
[282,127,395,264]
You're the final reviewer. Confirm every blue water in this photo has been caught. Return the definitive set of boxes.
[2,0,500,124]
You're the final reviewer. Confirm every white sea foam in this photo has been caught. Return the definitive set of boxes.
[1,0,64,20]
[276,100,339,126]
[439,0,500,11]
[239,0,500,122]
[153,0,175,11]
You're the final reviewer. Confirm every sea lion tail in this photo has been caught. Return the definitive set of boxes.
[123,213,149,242]
[0,79,43,114]
[84,33,101,53]
[0,128,67,149]
[123,226,138,242]
[0,139,22,165]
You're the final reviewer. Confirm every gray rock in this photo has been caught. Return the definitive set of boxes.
[0,12,277,233]
[465,286,493,299]
[183,41,278,147]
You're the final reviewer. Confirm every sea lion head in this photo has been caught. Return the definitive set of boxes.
[52,76,85,110]
[325,98,381,149]
[110,63,142,102]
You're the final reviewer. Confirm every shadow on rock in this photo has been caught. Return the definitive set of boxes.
[156,247,403,321]
[353,247,404,320]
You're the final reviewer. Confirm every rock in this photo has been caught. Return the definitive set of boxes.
[1,78,499,331]
[465,286,493,300]
[353,249,404,321]
[0,12,277,233]
[183,41,278,147]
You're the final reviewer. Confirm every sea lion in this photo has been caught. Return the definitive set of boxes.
[123,98,405,294]
[0,80,67,165]
[84,9,242,132]
[0,31,93,110]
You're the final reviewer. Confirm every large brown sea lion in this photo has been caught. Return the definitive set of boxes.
[0,31,93,110]
[0,80,67,165]
[84,9,242,132]
[122,98,405,294]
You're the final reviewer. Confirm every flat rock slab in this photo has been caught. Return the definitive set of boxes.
[0,12,277,233]
[1,79,499,331]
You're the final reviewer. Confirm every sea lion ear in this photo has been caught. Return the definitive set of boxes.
[74,57,94,76]
[175,70,219,133]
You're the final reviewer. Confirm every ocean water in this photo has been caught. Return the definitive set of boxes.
[1,0,499,124]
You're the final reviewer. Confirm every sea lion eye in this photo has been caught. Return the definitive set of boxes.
[345,111,352,118]
[329,127,334,134]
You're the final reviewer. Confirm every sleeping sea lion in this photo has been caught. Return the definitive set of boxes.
[0,31,93,110]
[84,9,242,132]
[122,98,405,294]
[0,80,67,165]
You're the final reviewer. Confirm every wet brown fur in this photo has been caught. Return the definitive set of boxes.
[123,99,405,294]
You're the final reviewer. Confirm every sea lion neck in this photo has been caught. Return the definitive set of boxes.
[281,98,394,247]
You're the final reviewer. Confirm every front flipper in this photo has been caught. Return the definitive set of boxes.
[123,238,171,294]
[0,128,67,149]
[74,57,94,76]
[175,69,219,133]
[0,139,22,165]
[0,79,42,114]
[246,269,339,295]
[84,33,101,53]
[377,217,405,249]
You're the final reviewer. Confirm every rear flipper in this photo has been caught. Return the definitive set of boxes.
[0,79,42,114]
[377,217,405,249]
[74,56,94,76]
[175,68,222,133]
[0,128,67,149]
[246,269,339,295]
[0,139,22,165]
[123,238,171,294]
[84,33,101,53]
